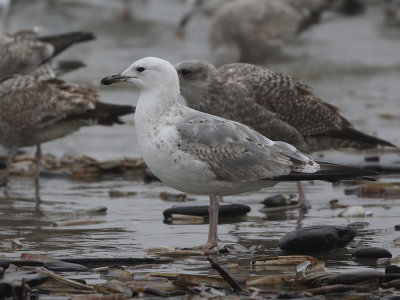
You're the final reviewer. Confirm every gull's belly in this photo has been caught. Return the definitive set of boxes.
[140,132,277,196]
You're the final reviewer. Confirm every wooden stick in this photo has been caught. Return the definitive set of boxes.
[207,257,243,293]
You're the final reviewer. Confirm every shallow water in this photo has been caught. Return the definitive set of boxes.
[1,0,400,296]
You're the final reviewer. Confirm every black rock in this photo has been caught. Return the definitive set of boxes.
[43,261,89,272]
[353,247,392,259]
[386,265,400,274]
[0,259,10,270]
[395,225,400,231]
[388,279,400,288]
[385,273,400,282]
[279,225,357,252]
[0,271,48,297]
[326,270,384,286]
[163,204,250,218]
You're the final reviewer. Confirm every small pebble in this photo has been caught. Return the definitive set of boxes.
[339,206,366,217]
[353,247,392,259]
[386,265,400,274]
[0,259,10,270]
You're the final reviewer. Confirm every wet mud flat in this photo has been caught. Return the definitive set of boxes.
[0,148,400,299]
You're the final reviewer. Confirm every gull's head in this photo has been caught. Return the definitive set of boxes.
[174,60,220,98]
[101,57,179,91]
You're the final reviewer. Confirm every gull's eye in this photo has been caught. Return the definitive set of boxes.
[137,67,145,72]
[180,69,190,76]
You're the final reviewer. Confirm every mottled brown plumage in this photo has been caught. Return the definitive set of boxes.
[0,66,134,184]
[175,59,392,210]
[0,29,95,79]
[175,60,395,153]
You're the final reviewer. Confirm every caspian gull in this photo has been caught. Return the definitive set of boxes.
[101,57,376,249]
[175,60,395,209]
[0,65,135,185]
[0,29,95,79]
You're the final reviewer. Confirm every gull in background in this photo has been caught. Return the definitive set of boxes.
[0,64,135,185]
[101,57,376,249]
[0,29,95,79]
[174,60,396,210]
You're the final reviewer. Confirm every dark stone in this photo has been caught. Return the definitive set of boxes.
[0,271,47,287]
[0,271,48,296]
[388,279,400,288]
[0,259,10,270]
[278,225,357,252]
[386,265,400,274]
[395,225,400,231]
[43,261,89,272]
[277,291,309,299]
[326,270,384,286]
[261,193,297,207]
[385,273,400,282]
[163,204,250,218]
[353,247,392,259]
[365,156,379,162]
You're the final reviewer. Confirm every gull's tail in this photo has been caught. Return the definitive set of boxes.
[272,162,378,183]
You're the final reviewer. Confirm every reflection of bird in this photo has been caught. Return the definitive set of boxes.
[101,57,376,249]
[0,66,135,185]
[174,60,395,209]
[0,29,95,79]
[208,0,339,65]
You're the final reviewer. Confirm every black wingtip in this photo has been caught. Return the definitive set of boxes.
[39,31,96,59]
[272,162,379,183]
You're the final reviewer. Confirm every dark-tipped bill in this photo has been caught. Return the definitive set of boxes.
[101,73,132,85]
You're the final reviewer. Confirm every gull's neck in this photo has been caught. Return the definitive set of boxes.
[134,81,181,133]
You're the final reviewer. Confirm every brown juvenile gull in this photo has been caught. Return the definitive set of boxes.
[174,60,395,210]
[0,65,135,185]
[208,0,338,65]
[0,29,95,79]
[101,57,376,249]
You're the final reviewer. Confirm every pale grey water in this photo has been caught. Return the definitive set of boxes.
[0,0,400,292]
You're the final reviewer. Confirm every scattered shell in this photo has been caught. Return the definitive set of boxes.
[10,239,23,250]
[338,206,366,217]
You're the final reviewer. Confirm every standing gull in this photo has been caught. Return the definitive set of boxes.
[0,65,134,185]
[0,29,95,79]
[175,60,395,208]
[101,57,376,249]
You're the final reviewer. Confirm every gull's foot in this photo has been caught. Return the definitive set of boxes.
[193,241,219,250]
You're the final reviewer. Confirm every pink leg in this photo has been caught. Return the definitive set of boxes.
[1,147,17,186]
[297,181,308,212]
[197,194,220,249]
[34,144,41,184]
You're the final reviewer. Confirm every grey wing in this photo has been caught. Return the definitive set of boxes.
[176,109,319,182]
